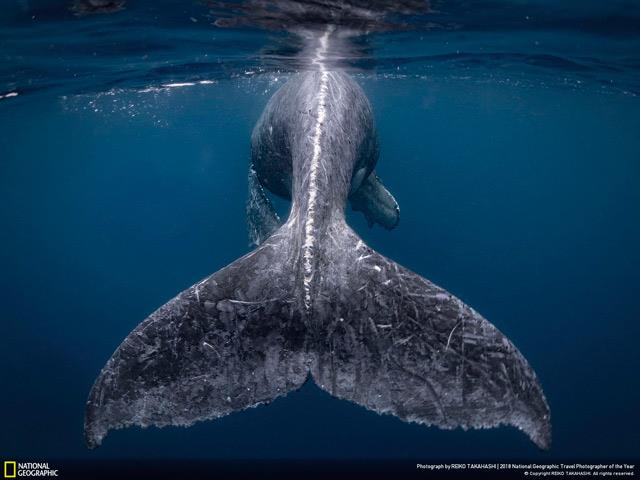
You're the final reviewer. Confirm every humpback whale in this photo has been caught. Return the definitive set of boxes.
[85,28,551,450]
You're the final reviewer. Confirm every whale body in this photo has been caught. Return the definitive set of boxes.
[85,61,551,449]
[246,69,400,246]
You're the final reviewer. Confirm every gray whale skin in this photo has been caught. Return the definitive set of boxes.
[85,70,551,449]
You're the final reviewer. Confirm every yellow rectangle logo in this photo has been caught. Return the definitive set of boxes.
[4,461,16,478]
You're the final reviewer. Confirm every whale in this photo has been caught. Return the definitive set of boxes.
[84,29,551,449]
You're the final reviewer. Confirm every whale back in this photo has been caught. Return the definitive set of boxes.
[251,71,378,201]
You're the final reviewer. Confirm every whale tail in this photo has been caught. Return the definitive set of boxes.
[85,225,551,449]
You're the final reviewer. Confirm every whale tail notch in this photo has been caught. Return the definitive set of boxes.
[85,224,551,449]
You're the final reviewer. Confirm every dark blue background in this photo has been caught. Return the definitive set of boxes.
[1,73,638,460]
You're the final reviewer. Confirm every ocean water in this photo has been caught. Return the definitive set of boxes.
[1,0,639,466]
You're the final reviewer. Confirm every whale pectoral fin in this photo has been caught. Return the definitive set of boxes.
[247,165,281,246]
[349,172,400,230]
[84,234,308,448]
[312,231,551,449]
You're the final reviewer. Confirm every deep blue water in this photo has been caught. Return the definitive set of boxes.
[1,0,639,464]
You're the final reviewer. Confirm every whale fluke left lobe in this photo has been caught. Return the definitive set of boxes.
[84,228,308,448]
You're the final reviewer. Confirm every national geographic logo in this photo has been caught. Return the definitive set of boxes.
[3,462,58,477]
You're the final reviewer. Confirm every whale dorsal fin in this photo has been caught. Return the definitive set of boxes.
[349,172,400,230]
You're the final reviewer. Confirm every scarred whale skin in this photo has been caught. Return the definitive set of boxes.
[84,32,551,450]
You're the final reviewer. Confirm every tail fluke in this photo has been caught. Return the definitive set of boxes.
[86,223,550,449]
[84,229,307,448]
[310,228,551,449]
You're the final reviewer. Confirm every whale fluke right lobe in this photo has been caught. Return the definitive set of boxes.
[312,226,551,449]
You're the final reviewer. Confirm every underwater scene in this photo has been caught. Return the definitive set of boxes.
[1,0,639,477]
